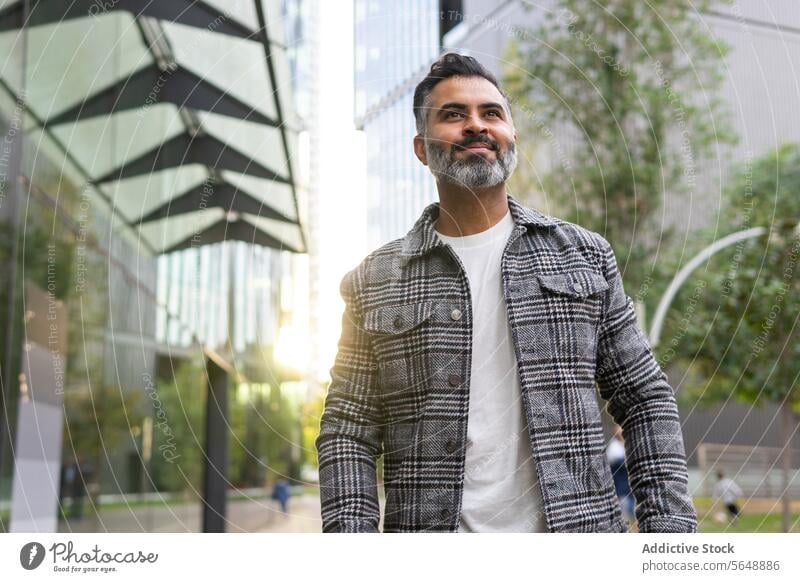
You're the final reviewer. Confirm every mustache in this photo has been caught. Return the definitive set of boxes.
[453,135,498,151]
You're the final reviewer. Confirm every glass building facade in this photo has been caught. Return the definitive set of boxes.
[354,0,442,249]
[0,0,307,532]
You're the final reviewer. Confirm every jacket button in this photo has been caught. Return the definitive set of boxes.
[450,308,462,321]
[448,374,461,387]
[440,508,449,520]
[572,282,583,293]
[446,439,457,453]
[393,315,405,329]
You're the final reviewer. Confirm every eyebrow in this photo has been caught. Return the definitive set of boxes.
[437,102,506,115]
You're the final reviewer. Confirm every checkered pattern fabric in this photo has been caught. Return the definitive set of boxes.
[316,195,697,533]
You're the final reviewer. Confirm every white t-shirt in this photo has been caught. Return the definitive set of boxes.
[436,209,548,532]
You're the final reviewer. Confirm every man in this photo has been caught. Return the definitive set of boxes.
[315,52,696,533]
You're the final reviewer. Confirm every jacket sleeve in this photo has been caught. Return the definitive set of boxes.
[593,238,698,533]
[315,268,384,533]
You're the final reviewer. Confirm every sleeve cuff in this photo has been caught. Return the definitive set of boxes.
[638,516,698,533]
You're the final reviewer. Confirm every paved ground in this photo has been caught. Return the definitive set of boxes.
[57,493,323,533]
[48,493,800,533]
[256,494,322,533]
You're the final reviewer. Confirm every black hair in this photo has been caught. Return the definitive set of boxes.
[412,52,511,135]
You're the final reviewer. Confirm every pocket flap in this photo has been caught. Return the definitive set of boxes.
[362,302,435,334]
[537,271,609,299]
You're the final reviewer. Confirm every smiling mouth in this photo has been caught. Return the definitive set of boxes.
[459,143,495,152]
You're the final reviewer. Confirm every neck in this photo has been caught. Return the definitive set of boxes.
[433,181,509,237]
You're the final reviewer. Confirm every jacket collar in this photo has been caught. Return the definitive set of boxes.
[399,194,557,263]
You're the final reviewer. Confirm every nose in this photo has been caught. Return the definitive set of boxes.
[463,111,488,135]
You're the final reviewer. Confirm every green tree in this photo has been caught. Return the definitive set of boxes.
[505,0,736,295]
[62,383,144,521]
[260,384,302,485]
[150,357,206,493]
[662,143,800,532]
[301,392,325,470]
[229,384,266,488]
[228,382,305,489]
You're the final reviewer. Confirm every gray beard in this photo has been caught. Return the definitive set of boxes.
[424,138,517,190]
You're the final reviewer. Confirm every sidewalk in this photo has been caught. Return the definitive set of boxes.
[57,493,322,533]
[256,494,322,532]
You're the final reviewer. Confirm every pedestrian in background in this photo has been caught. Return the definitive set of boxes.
[607,424,635,525]
[271,479,291,515]
[712,469,743,525]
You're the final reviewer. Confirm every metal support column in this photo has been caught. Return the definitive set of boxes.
[201,356,229,533]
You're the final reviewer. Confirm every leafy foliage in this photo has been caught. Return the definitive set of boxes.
[150,358,206,492]
[504,0,736,292]
[660,143,800,411]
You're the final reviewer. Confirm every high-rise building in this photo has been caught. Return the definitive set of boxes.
[354,0,444,249]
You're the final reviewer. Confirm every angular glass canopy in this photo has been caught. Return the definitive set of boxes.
[0,0,305,254]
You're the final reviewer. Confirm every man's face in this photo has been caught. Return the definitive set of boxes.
[414,75,517,190]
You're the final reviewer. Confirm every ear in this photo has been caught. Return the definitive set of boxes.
[413,134,428,166]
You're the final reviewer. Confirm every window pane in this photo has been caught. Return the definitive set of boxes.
[162,21,277,121]
[22,12,152,120]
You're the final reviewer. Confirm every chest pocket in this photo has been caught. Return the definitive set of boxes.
[361,302,435,413]
[535,271,609,363]
[536,271,609,300]
[362,302,435,337]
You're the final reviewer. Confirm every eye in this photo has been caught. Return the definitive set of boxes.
[446,111,464,118]
[486,110,501,117]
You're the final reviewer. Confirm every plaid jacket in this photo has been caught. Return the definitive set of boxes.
[316,195,697,533]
